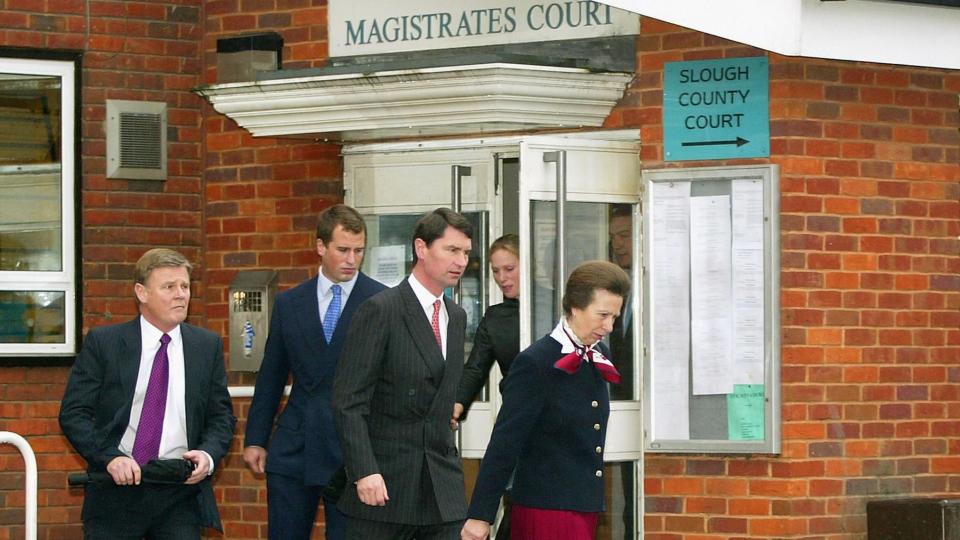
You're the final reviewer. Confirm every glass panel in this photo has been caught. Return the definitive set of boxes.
[597,461,637,540]
[362,211,487,355]
[0,290,66,343]
[528,201,637,400]
[0,72,63,272]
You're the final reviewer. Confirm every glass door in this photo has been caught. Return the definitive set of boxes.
[343,133,645,539]
[518,136,642,540]
[343,144,507,502]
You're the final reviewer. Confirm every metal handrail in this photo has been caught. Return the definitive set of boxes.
[227,385,290,398]
[0,431,37,540]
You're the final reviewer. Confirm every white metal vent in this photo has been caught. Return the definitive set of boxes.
[106,99,167,180]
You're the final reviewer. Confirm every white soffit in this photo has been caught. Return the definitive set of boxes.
[598,0,960,70]
[195,63,633,141]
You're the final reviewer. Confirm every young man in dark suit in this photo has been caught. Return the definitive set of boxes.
[333,207,473,540]
[59,248,236,539]
[243,204,386,540]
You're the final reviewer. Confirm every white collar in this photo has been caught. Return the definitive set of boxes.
[550,317,590,354]
[318,267,359,297]
[139,316,181,344]
[408,273,444,311]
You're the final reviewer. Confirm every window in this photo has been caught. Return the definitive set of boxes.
[0,53,79,357]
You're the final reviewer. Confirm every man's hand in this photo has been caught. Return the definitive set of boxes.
[182,450,211,485]
[106,456,141,486]
[451,402,464,431]
[243,446,267,474]
[356,473,389,506]
[461,518,490,540]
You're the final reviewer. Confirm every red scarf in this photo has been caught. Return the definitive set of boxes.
[553,328,621,384]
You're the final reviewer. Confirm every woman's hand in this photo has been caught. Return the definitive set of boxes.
[451,402,465,430]
[461,518,490,540]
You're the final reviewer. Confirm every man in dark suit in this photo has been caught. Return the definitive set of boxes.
[244,204,386,540]
[608,204,636,540]
[333,207,473,540]
[59,248,236,539]
[608,204,634,401]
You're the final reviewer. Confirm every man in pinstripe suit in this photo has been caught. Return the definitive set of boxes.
[333,208,472,539]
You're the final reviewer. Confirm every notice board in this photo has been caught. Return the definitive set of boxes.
[642,165,780,454]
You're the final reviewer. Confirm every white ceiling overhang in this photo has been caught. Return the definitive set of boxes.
[195,63,633,141]
[599,0,960,70]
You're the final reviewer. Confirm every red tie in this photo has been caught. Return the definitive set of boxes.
[431,299,442,349]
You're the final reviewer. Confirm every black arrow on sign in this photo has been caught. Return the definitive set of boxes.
[681,136,749,147]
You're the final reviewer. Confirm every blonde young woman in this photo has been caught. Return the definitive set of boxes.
[453,234,521,540]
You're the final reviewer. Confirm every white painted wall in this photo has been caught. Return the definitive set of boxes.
[599,0,960,69]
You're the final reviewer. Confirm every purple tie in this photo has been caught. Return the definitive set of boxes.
[132,333,171,465]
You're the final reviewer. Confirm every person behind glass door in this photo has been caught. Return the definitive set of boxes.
[59,248,236,539]
[607,204,636,540]
[462,260,630,540]
[607,203,634,400]
[452,234,521,540]
[243,204,387,540]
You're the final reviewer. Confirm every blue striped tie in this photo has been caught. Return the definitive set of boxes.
[323,284,341,342]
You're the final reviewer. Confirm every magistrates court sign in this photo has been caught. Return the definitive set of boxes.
[328,0,640,57]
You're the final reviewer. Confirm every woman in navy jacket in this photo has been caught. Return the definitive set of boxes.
[462,260,631,540]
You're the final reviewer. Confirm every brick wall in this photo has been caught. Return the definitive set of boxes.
[203,2,340,538]
[1,3,957,540]
[0,1,207,539]
[605,18,960,538]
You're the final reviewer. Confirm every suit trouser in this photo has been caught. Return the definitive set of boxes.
[267,472,347,540]
[83,483,201,540]
[344,457,462,540]
[345,517,462,540]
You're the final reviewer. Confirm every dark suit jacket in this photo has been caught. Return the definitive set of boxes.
[456,298,519,419]
[333,279,468,525]
[467,335,611,523]
[59,317,236,531]
[609,312,634,401]
[245,272,386,486]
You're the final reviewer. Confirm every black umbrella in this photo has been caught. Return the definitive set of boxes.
[321,466,347,504]
[68,458,195,486]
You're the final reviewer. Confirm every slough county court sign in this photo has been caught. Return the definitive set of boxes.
[663,57,769,161]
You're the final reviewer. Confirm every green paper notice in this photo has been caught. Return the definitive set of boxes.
[727,384,764,440]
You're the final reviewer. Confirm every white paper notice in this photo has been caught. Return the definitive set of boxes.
[732,180,765,383]
[368,245,406,287]
[650,181,691,440]
[690,195,733,396]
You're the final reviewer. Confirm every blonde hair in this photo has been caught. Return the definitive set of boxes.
[134,248,192,285]
[489,233,519,259]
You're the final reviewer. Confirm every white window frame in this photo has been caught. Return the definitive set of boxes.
[0,55,77,357]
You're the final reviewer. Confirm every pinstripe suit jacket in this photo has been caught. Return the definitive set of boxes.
[332,278,468,525]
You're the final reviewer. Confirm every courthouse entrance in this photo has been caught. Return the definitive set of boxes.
[343,132,643,539]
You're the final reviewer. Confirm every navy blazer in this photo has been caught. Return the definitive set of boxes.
[467,334,611,523]
[245,272,386,486]
[59,317,236,531]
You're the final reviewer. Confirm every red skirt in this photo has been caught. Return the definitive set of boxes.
[510,503,599,540]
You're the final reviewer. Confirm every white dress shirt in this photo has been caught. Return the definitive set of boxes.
[408,274,448,359]
[317,267,359,325]
[119,318,213,472]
